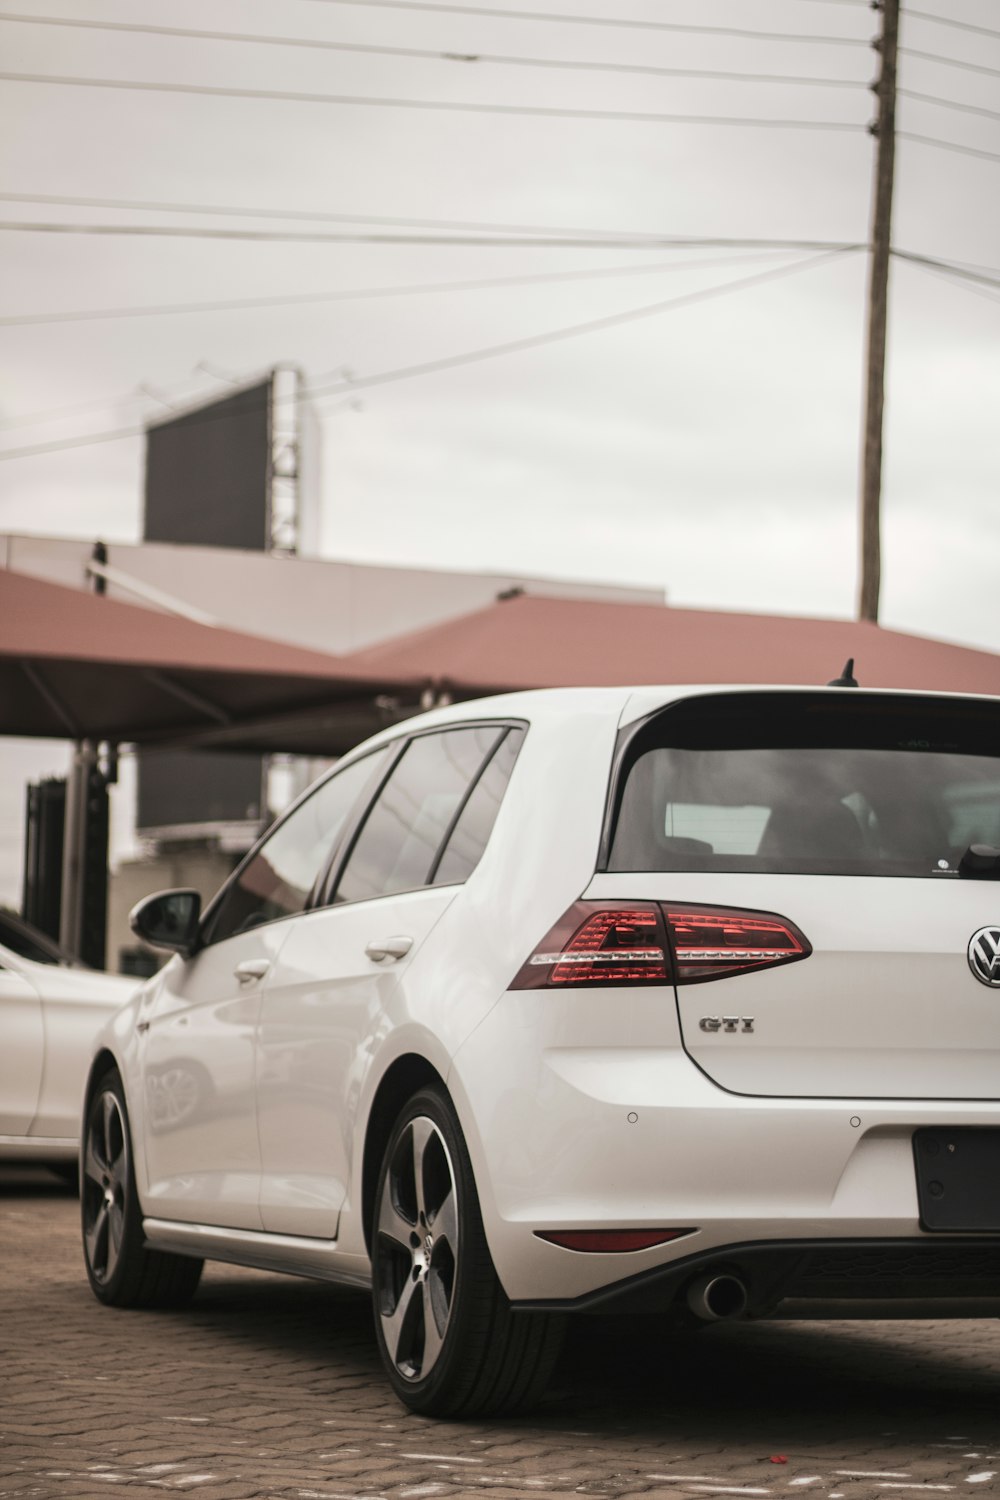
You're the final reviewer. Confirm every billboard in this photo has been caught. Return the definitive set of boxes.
[137,750,266,845]
[144,380,273,550]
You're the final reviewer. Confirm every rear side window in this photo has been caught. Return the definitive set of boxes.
[334,725,505,903]
[432,728,525,885]
[606,692,1000,879]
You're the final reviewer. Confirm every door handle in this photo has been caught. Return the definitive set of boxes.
[234,958,270,984]
[365,935,413,963]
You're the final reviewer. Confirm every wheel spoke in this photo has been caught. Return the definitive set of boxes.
[409,1117,436,1227]
[106,1200,125,1276]
[102,1093,117,1163]
[420,1278,446,1370]
[85,1199,110,1275]
[108,1137,127,1195]
[83,1131,105,1188]
[380,1267,420,1369]
[378,1190,415,1252]
[430,1184,458,1255]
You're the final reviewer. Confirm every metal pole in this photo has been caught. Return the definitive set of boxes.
[859,0,899,623]
[59,739,97,958]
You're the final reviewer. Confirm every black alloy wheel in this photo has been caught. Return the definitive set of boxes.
[81,1068,203,1308]
[371,1085,564,1417]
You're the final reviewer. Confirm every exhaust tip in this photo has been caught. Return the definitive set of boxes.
[686,1271,748,1322]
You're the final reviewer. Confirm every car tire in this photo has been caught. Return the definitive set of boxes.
[371,1084,564,1417]
[81,1067,203,1309]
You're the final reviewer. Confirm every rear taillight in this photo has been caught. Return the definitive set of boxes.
[512,902,669,988]
[511,901,809,989]
[666,904,810,984]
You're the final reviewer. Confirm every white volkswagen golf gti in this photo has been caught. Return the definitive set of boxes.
[82,683,1000,1415]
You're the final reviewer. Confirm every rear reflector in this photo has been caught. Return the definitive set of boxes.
[535,1228,696,1253]
[512,901,809,988]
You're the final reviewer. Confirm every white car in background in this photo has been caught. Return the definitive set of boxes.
[81,684,1000,1416]
[0,910,137,1176]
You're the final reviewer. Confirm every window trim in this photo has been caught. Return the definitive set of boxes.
[319,717,528,909]
[311,737,408,910]
[197,742,395,948]
[426,726,523,887]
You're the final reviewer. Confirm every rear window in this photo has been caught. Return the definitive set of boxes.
[605,692,1000,879]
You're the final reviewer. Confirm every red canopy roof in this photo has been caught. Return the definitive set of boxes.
[0,568,415,748]
[346,593,1000,698]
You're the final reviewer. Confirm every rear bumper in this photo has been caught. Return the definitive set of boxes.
[450,989,1000,1304]
[512,1235,1000,1315]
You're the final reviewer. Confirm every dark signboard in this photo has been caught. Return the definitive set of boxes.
[137,750,265,839]
[144,380,272,550]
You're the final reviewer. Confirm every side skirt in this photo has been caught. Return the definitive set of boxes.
[142,1217,372,1289]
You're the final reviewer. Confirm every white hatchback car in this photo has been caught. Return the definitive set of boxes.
[82,685,1000,1415]
[0,910,137,1174]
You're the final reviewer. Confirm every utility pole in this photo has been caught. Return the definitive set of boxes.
[859,0,899,624]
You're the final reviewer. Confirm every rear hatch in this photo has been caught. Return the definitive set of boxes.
[589,689,1000,1100]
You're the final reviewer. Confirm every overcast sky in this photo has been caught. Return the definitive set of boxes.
[1,0,998,902]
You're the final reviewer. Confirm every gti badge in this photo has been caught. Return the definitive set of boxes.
[699,1016,755,1034]
[968,927,1000,988]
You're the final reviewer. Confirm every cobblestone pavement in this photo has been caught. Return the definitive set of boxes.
[3,1168,1000,1500]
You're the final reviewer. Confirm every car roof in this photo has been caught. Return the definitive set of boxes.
[338,682,1000,761]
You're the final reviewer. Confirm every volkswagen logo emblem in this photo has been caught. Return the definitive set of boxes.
[968,927,1000,988]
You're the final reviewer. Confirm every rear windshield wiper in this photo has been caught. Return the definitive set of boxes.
[959,844,1000,879]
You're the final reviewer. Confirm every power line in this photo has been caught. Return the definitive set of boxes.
[306,249,855,399]
[0,379,232,431]
[897,130,1000,164]
[0,190,834,244]
[290,0,872,46]
[922,252,1000,280]
[0,248,857,462]
[0,362,309,430]
[0,70,867,133]
[900,6,1000,41]
[7,247,975,399]
[0,419,152,462]
[0,12,868,90]
[0,221,864,250]
[0,190,730,243]
[891,249,1000,290]
[0,387,155,431]
[898,87,1000,123]
[910,261,1000,306]
[0,240,860,428]
[0,249,797,327]
[900,46,1000,81]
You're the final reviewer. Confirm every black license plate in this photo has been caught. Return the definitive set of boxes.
[914,1128,1000,1232]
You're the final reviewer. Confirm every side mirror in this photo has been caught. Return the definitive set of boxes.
[130,889,202,957]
